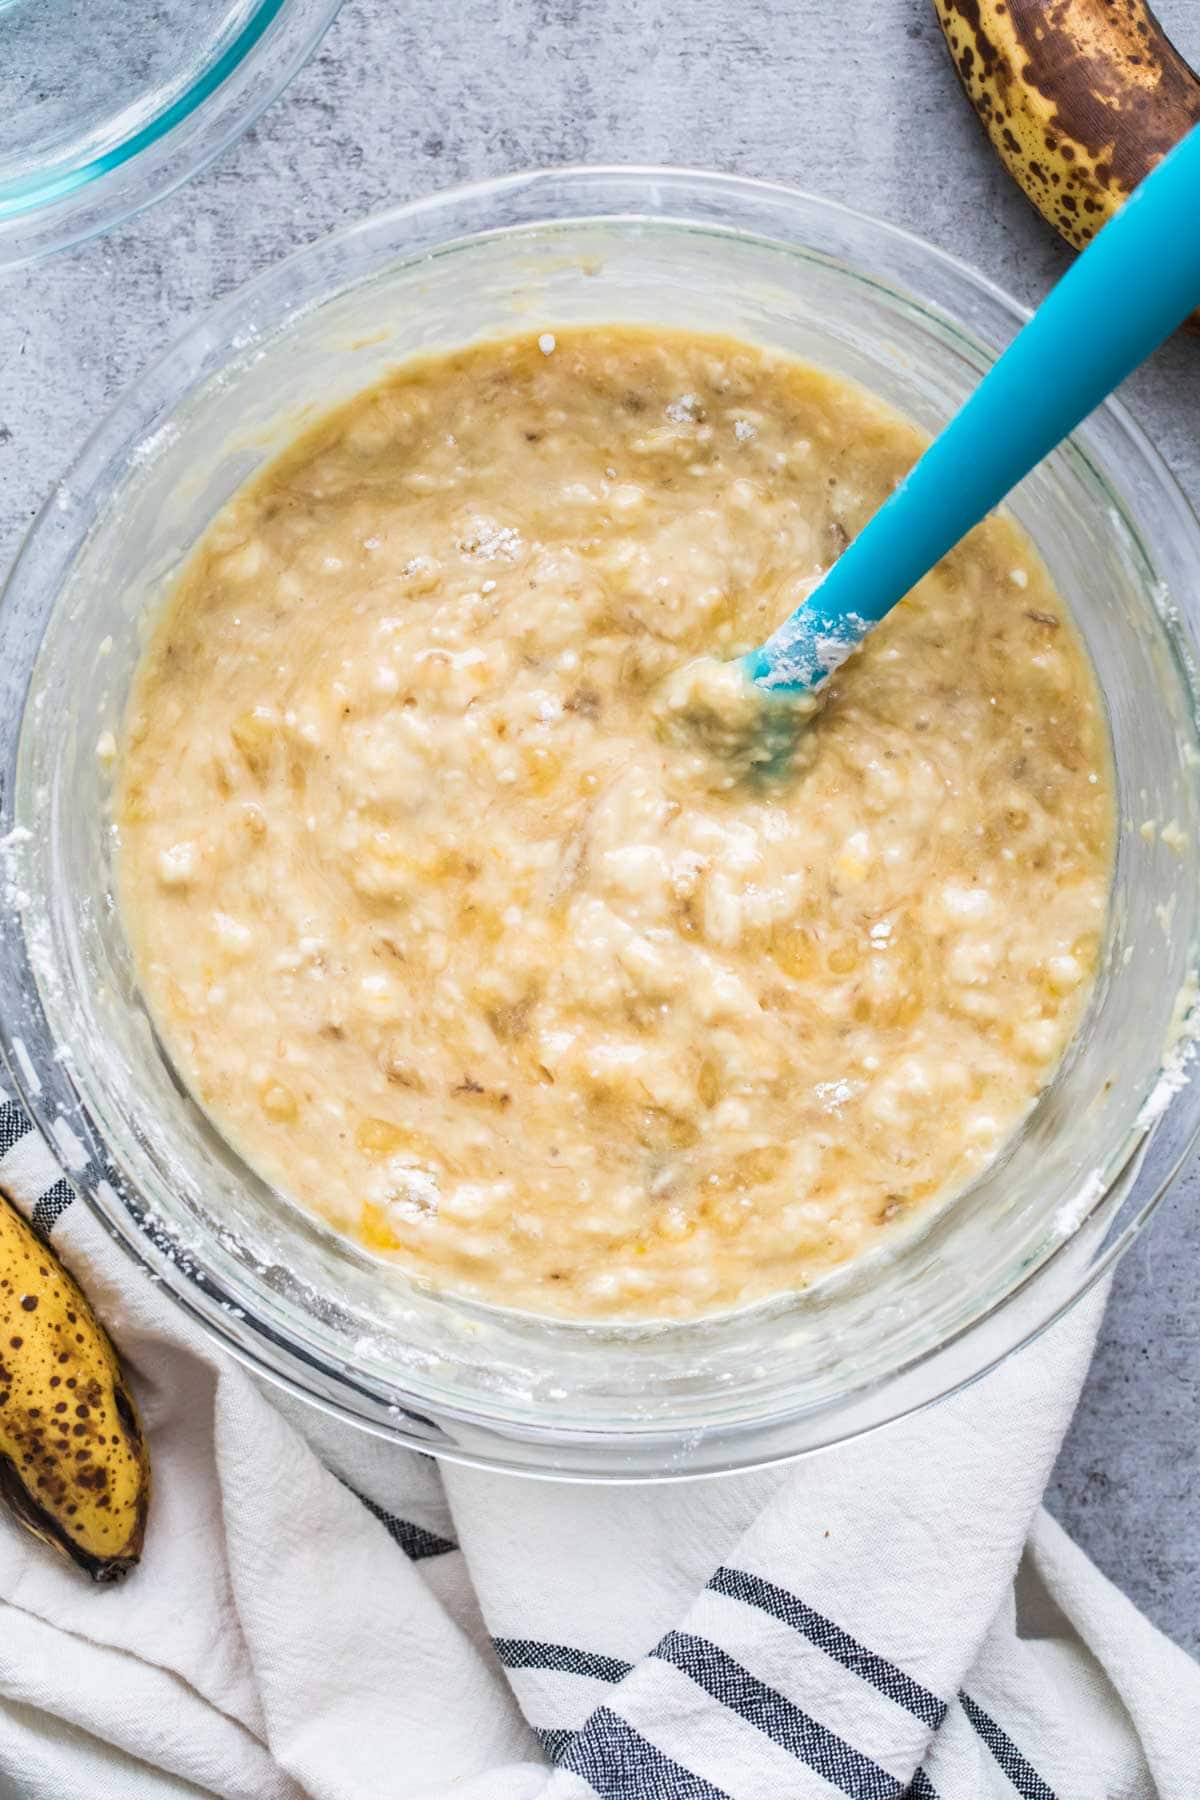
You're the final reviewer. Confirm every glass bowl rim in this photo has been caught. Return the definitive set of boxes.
[4,162,1200,1480]
[0,0,344,268]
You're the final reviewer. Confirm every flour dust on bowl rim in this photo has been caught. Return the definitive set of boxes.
[0,166,1198,1480]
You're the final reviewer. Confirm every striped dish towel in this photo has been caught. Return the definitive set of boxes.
[0,1091,1196,1800]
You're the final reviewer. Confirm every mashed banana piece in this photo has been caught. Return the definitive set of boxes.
[116,327,1113,1320]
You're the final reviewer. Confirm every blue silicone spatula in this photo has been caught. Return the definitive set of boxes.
[744,122,1200,694]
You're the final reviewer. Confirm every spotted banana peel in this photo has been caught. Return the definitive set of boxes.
[0,1187,149,1581]
[933,0,1200,252]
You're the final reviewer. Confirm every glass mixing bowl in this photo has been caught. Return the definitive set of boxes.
[1,167,1199,1480]
[0,0,342,266]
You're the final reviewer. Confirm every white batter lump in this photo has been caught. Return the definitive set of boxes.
[115,327,1114,1319]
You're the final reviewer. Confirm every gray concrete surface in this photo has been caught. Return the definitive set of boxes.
[1,0,1197,1654]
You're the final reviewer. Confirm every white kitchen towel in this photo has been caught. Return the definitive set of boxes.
[0,1095,1196,1800]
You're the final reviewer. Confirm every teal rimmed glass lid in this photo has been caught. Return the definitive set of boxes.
[0,0,342,267]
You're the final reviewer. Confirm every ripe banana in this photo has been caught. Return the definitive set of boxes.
[0,1190,149,1581]
[933,0,1200,251]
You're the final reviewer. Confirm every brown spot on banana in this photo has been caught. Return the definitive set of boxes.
[933,0,1200,250]
[0,1189,149,1581]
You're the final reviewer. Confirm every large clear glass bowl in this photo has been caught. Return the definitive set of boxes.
[1,167,1198,1480]
[0,0,342,266]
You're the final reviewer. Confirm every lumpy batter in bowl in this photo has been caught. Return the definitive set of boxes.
[115,327,1114,1320]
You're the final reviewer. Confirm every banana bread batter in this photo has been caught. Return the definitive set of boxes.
[115,327,1113,1319]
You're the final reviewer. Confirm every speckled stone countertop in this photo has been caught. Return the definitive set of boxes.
[1,0,1196,1655]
